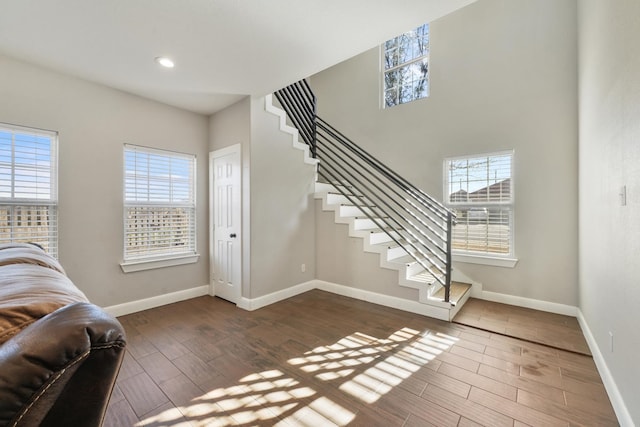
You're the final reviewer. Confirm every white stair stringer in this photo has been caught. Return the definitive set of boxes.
[265,94,319,167]
[315,182,463,321]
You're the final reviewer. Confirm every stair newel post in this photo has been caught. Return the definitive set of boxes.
[444,211,453,303]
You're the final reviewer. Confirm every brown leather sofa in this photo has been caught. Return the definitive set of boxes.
[0,243,126,427]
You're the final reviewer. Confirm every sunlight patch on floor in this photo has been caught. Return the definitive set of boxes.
[338,329,457,404]
[137,327,457,426]
[286,327,458,406]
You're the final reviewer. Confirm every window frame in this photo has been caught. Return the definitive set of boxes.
[0,122,58,258]
[382,23,430,108]
[443,150,518,268]
[120,144,199,273]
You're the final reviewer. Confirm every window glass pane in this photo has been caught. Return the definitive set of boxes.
[382,23,429,107]
[125,206,195,259]
[451,207,511,255]
[384,46,399,70]
[384,69,400,107]
[0,123,58,257]
[384,38,397,52]
[445,152,513,257]
[448,156,511,204]
[124,145,196,261]
[0,205,57,254]
[384,89,398,108]
[397,34,412,64]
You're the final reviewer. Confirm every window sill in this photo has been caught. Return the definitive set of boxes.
[453,253,518,268]
[120,253,200,273]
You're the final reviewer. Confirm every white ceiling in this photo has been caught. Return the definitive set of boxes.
[0,0,475,115]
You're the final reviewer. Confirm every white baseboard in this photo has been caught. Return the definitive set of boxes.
[577,310,633,427]
[237,280,316,311]
[453,272,577,318]
[236,279,450,321]
[234,279,581,322]
[478,290,577,317]
[103,285,210,317]
[315,280,450,321]
[102,280,576,321]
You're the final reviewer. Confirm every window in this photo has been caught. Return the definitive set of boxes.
[123,145,196,268]
[0,123,58,257]
[444,151,514,262]
[383,23,430,108]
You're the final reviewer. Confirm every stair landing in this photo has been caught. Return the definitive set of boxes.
[431,281,472,305]
[453,298,591,355]
[430,281,473,321]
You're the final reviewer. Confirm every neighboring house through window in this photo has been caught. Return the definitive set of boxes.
[122,144,197,271]
[383,23,430,107]
[444,151,515,262]
[0,123,58,257]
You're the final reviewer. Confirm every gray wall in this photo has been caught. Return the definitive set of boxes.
[315,200,419,300]
[248,97,316,298]
[208,97,250,153]
[578,0,640,422]
[311,0,579,306]
[208,97,252,297]
[0,54,210,307]
[208,96,317,300]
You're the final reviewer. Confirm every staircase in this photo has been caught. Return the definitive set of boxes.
[268,80,471,321]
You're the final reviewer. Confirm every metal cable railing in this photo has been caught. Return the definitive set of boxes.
[274,80,455,302]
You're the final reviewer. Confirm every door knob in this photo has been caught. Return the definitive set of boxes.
[230,233,237,238]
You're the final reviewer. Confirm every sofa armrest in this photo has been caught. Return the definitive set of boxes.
[0,302,126,427]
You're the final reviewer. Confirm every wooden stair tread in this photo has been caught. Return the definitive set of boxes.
[432,281,472,304]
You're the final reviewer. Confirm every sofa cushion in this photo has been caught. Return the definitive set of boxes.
[0,243,66,274]
[0,257,88,345]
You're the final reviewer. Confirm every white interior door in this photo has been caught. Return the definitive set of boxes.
[209,145,241,304]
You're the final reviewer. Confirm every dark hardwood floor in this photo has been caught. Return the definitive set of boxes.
[105,290,618,426]
[453,298,591,356]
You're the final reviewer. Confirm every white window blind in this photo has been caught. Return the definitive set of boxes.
[383,23,430,107]
[0,123,58,257]
[124,144,196,261]
[444,151,514,257]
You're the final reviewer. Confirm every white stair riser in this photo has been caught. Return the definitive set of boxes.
[339,205,375,217]
[387,245,409,261]
[427,283,444,299]
[326,194,351,205]
[369,231,395,245]
[353,218,382,230]
[314,183,335,193]
[406,262,428,277]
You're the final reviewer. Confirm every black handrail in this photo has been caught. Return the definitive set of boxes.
[274,80,455,302]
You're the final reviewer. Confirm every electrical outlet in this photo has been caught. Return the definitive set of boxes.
[301,263,306,273]
[609,331,614,352]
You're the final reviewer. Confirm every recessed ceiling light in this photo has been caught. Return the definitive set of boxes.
[155,56,175,68]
